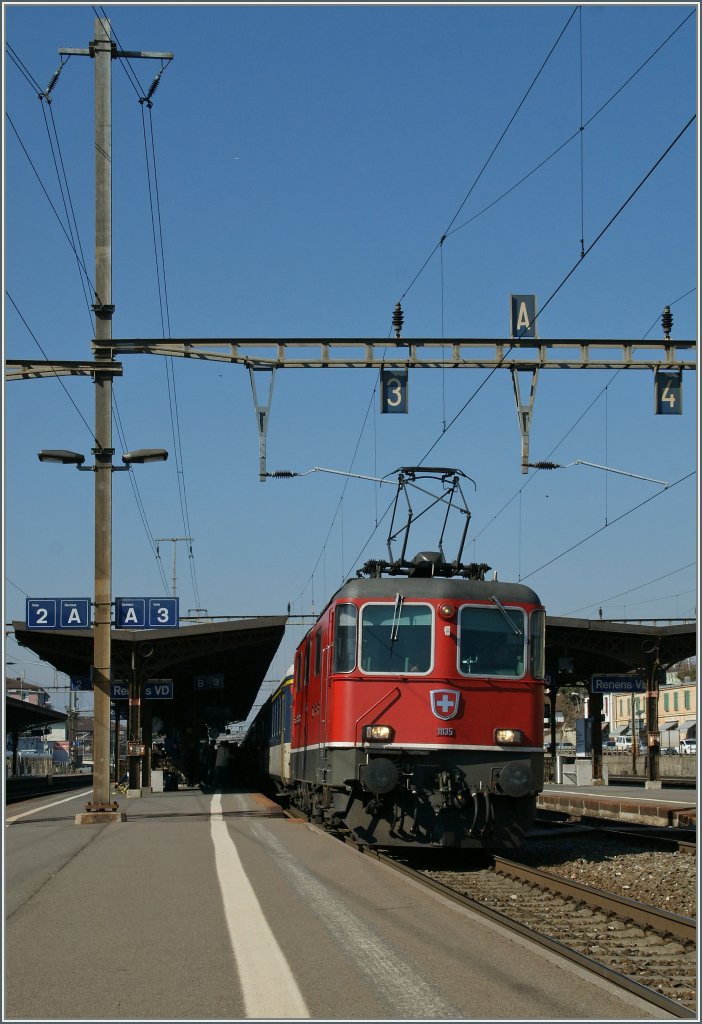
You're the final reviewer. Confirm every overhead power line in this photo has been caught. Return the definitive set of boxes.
[520,471,694,582]
[400,5,578,304]
[416,113,696,468]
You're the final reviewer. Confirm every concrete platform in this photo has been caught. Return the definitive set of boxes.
[5,784,669,1021]
[539,782,697,829]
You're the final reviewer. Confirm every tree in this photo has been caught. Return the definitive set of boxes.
[673,657,697,682]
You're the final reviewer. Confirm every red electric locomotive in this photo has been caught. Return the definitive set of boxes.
[250,469,546,850]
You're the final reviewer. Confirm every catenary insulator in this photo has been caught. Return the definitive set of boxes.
[527,461,560,470]
[392,302,404,339]
[661,306,673,340]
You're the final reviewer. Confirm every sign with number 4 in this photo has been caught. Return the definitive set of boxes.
[654,370,682,415]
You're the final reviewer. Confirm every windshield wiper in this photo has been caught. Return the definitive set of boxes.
[490,595,523,636]
[390,592,404,641]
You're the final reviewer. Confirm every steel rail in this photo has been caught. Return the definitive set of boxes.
[494,855,696,945]
[358,845,696,1018]
[532,817,696,855]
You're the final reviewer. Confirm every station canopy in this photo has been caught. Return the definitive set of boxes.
[13,614,695,705]
[5,694,68,736]
[11,616,287,735]
[543,617,696,684]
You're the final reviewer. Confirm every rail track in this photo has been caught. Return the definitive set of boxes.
[532,816,696,855]
[287,801,698,1017]
[281,792,698,1016]
[5,774,93,804]
[368,847,697,1017]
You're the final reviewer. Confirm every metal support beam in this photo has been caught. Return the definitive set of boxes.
[248,364,276,481]
[5,360,123,381]
[645,650,662,785]
[510,366,539,474]
[101,336,695,370]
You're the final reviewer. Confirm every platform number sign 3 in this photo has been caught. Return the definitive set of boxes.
[654,370,682,415]
[381,368,408,413]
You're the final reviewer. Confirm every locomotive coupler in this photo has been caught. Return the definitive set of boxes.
[437,770,453,809]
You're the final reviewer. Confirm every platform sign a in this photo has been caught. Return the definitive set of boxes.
[60,599,91,628]
[510,294,537,340]
[115,598,146,628]
[654,370,682,415]
[26,598,91,629]
[380,369,408,413]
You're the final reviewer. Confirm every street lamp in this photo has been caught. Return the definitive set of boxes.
[39,448,168,469]
[37,444,168,809]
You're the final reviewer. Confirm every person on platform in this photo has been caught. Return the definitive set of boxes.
[213,739,233,791]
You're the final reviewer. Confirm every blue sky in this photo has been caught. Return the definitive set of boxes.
[3,3,699,715]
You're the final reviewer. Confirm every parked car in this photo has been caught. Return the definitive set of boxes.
[603,739,617,751]
[680,739,696,755]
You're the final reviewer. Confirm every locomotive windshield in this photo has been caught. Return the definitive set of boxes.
[360,603,432,674]
[458,605,526,677]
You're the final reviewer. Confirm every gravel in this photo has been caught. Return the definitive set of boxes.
[515,832,696,919]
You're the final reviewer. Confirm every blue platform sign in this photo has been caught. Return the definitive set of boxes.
[654,370,682,415]
[144,680,174,699]
[110,682,129,700]
[115,598,146,628]
[60,599,91,628]
[115,597,179,629]
[510,294,537,340]
[26,598,91,629]
[591,674,645,693]
[148,598,179,628]
[70,675,93,691]
[193,674,225,691]
[380,369,408,414]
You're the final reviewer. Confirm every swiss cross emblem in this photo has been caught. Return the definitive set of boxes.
[430,689,460,720]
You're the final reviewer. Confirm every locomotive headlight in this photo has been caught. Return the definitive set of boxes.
[438,603,455,620]
[363,724,395,742]
[494,728,524,744]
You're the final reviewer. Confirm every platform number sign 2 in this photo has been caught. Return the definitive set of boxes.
[654,370,682,415]
[380,368,408,414]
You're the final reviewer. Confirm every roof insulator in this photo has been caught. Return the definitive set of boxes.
[661,305,673,340]
[392,302,404,339]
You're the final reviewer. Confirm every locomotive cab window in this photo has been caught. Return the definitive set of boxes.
[303,642,310,686]
[333,604,357,673]
[360,602,432,674]
[458,605,526,677]
[313,629,322,677]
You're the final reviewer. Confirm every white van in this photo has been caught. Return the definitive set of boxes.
[614,735,632,751]
[680,739,696,755]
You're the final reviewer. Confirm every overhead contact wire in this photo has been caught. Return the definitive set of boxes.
[401,5,578,303]
[417,114,695,468]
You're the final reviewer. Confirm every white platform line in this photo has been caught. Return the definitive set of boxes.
[5,789,93,825]
[250,822,458,1019]
[210,793,309,1019]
